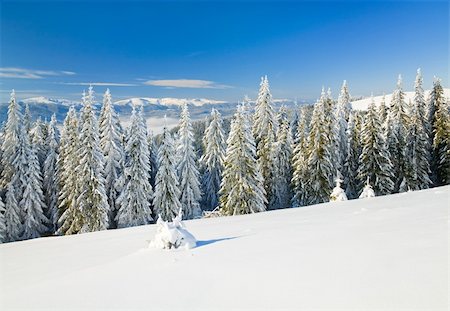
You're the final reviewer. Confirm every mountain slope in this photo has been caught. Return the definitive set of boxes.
[1,186,448,310]
[351,88,450,110]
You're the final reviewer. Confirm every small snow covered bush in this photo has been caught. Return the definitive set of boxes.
[149,209,197,250]
[359,183,376,199]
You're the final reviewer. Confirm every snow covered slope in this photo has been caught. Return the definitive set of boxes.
[1,187,448,310]
[351,88,450,111]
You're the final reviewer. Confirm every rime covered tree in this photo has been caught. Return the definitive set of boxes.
[147,131,158,189]
[177,103,202,219]
[200,108,226,211]
[76,86,109,232]
[30,117,47,168]
[336,80,352,172]
[0,196,6,243]
[4,182,22,241]
[344,111,363,199]
[21,135,48,240]
[57,106,83,235]
[270,106,293,209]
[428,78,449,185]
[304,89,335,205]
[43,114,59,232]
[358,96,395,195]
[220,105,266,215]
[387,75,409,191]
[153,123,181,222]
[0,90,22,191]
[378,94,388,126]
[252,76,277,208]
[291,106,312,206]
[99,89,124,227]
[116,105,154,228]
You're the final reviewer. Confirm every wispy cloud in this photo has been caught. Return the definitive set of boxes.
[143,79,231,89]
[0,67,75,79]
[59,82,138,87]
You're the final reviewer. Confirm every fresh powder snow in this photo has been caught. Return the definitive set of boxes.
[0,186,447,310]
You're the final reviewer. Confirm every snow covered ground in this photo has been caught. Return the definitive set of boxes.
[1,186,448,310]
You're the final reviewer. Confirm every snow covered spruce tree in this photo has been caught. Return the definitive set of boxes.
[0,195,6,243]
[336,80,352,173]
[358,96,395,196]
[99,89,125,227]
[252,76,277,209]
[291,106,312,206]
[200,108,226,211]
[147,131,158,189]
[270,106,293,209]
[401,70,432,191]
[386,75,409,191]
[75,87,109,232]
[0,90,22,192]
[378,94,388,126]
[176,103,202,219]
[219,105,266,215]
[153,122,182,222]
[4,182,21,241]
[303,89,335,205]
[432,79,450,186]
[330,175,348,202]
[30,117,48,169]
[428,77,449,185]
[43,114,59,232]
[116,105,154,228]
[21,132,48,240]
[325,88,339,173]
[344,111,363,199]
[57,106,83,235]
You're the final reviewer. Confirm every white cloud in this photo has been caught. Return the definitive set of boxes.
[0,67,76,79]
[143,79,231,89]
[60,82,137,87]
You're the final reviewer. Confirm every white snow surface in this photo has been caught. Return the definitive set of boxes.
[0,186,448,310]
[351,88,450,111]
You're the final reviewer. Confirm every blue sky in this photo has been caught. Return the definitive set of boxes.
[1,0,448,102]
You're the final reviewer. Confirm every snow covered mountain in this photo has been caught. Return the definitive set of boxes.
[20,96,80,107]
[114,97,227,107]
[351,88,450,110]
[1,186,447,310]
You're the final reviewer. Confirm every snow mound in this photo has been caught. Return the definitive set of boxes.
[149,210,197,250]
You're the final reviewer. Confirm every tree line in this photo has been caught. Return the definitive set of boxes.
[0,69,448,242]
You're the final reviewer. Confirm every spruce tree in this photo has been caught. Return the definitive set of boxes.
[0,90,22,191]
[116,105,154,228]
[99,89,124,227]
[30,117,47,169]
[378,94,388,130]
[344,111,363,199]
[153,122,181,222]
[4,182,22,241]
[252,76,277,208]
[358,96,395,195]
[21,135,48,240]
[0,195,6,243]
[57,106,83,235]
[200,108,226,211]
[325,88,339,173]
[291,106,312,206]
[402,98,431,191]
[304,89,335,205]
[76,86,109,232]
[336,80,352,173]
[428,78,449,185]
[387,75,409,191]
[177,103,202,219]
[147,131,158,189]
[43,114,59,232]
[270,106,293,209]
[431,79,450,185]
[220,105,266,215]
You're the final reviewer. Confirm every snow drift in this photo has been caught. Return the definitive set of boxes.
[0,186,448,310]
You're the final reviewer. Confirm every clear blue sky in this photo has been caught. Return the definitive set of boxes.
[1,0,448,102]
